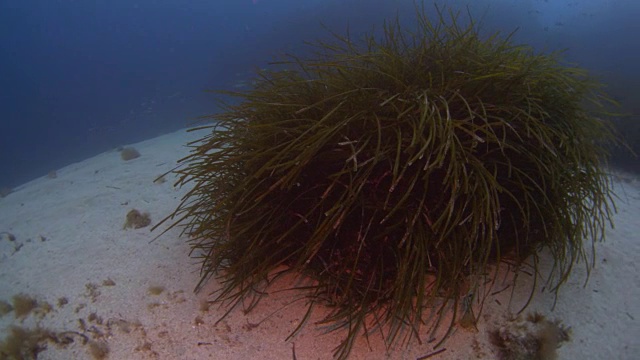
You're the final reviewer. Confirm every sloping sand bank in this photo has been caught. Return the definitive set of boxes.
[1,128,638,359]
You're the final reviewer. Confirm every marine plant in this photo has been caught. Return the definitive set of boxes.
[12,294,39,319]
[609,115,639,173]
[0,326,57,360]
[157,4,618,359]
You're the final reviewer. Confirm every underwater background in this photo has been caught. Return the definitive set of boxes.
[1,0,638,190]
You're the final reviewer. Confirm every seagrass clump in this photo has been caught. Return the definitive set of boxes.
[159,6,618,359]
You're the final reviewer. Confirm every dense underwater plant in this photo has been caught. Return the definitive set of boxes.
[157,5,619,359]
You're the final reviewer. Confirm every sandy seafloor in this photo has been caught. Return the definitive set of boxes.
[0,127,638,360]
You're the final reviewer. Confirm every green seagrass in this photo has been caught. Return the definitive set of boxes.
[157,4,619,359]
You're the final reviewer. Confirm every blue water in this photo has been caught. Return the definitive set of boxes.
[1,0,638,189]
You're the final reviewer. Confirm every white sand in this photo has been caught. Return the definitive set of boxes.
[0,128,638,359]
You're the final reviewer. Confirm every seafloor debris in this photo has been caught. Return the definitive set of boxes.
[490,312,571,360]
[120,147,141,161]
[123,209,151,229]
